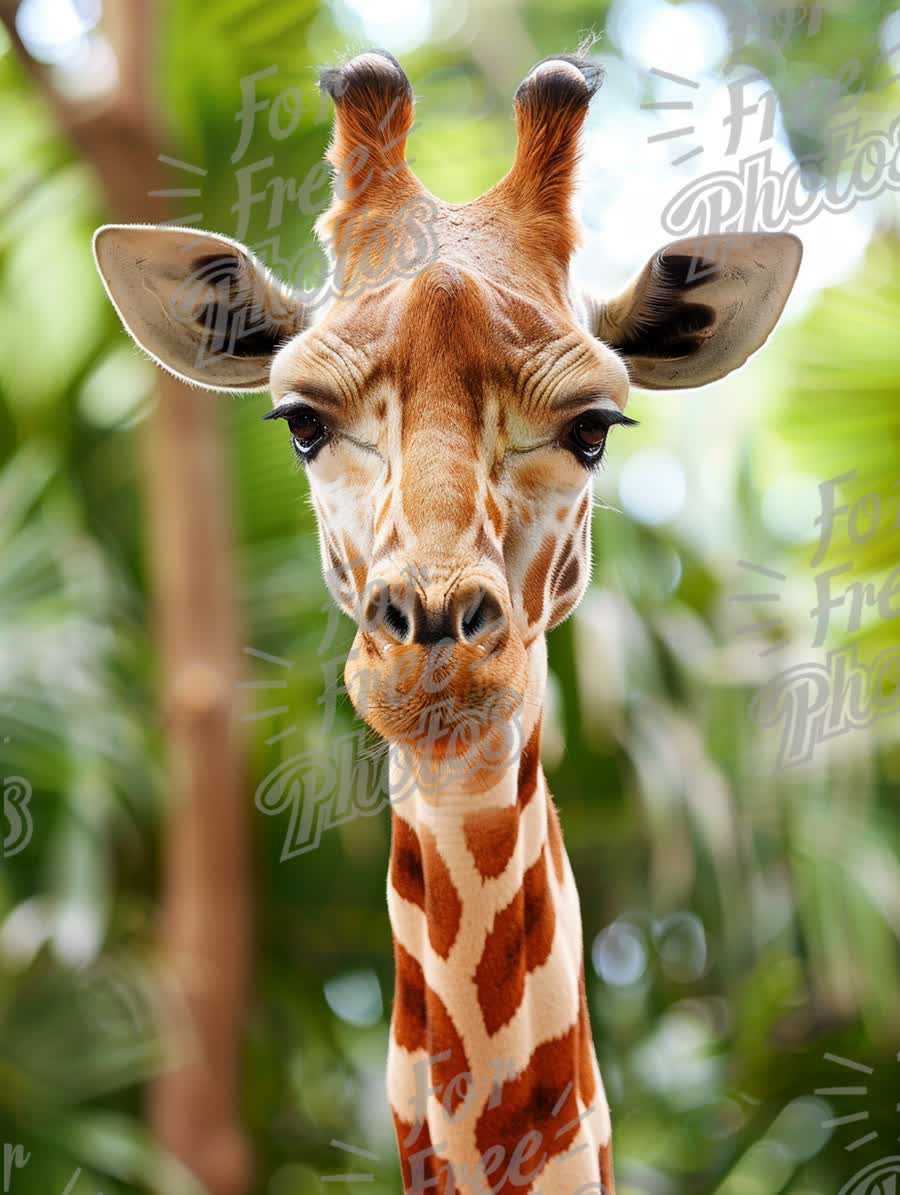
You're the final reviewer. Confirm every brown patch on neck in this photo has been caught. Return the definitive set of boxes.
[600,1141,616,1194]
[392,942,470,1118]
[393,940,427,1052]
[546,798,566,886]
[392,1113,450,1194]
[426,982,470,1116]
[577,965,597,1107]
[390,817,462,958]
[474,850,555,1035]
[523,851,555,969]
[518,719,542,809]
[420,825,462,959]
[464,806,520,880]
[474,1026,581,1190]
[390,816,424,911]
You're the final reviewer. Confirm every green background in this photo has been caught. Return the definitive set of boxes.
[1,0,899,1192]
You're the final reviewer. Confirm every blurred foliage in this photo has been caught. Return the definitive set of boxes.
[1,1,899,1194]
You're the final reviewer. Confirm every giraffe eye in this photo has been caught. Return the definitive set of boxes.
[569,415,609,462]
[287,408,327,456]
[564,409,638,468]
[263,401,330,460]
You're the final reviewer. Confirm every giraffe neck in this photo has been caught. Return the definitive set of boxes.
[385,637,614,1195]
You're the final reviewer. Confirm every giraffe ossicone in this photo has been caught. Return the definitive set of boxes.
[93,47,803,1194]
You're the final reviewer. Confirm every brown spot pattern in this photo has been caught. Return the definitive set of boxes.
[425,982,470,1116]
[523,536,556,624]
[392,943,470,1117]
[475,526,504,569]
[393,940,427,1052]
[392,1112,453,1194]
[475,852,555,1035]
[550,527,585,604]
[600,1142,615,1194]
[342,534,366,593]
[373,525,400,565]
[549,591,579,626]
[297,52,616,1187]
[577,967,597,1107]
[518,720,541,809]
[420,826,462,959]
[374,493,392,533]
[325,544,347,588]
[486,487,505,537]
[523,852,556,971]
[550,535,574,589]
[474,1027,581,1193]
[391,816,425,911]
[546,800,565,886]
[555,553,580,596]
[464,806,520,880]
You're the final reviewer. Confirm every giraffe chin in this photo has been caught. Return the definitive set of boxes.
[344,629,529,790]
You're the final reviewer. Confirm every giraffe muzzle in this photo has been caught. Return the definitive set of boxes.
[346,570,529,754]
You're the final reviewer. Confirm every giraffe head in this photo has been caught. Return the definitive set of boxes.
[94,51,801,756]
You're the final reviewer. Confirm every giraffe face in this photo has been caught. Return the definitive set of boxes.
[93,50,803,753]
[267,261,631,743]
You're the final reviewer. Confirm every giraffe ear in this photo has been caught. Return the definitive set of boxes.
[586,233,802,390]
[93,224,308,392]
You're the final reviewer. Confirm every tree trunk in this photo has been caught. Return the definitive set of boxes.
[0,4,252,1192]
[146,371,252,1195]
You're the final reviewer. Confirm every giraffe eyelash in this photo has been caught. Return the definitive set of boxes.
[264,400,331,463]
[564,408,638,469]
[264,401,382,468]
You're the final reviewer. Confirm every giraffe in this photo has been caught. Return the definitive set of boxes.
[92,50,802,1194]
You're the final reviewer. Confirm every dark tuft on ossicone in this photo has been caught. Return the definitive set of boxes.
[318,49,412,104]
[514,54,605,110]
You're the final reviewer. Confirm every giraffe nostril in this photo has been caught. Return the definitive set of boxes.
[364,586,412,644]
[366,576,505,648]
[459,587,504,644]
[461,591,486,640]
[383,600,411,643]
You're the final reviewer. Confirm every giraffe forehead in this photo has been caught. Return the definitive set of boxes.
[271,263,619,426]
